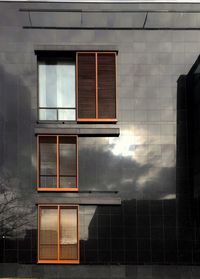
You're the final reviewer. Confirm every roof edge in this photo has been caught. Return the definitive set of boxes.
[3,0,200,3]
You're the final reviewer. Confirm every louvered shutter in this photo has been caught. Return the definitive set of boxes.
[77,53,96,119]
[98,53,116,119]
[77,52,116,121]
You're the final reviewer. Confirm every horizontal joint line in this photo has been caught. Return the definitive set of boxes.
[23,26,200,30]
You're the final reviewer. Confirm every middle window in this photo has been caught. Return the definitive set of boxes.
[37,135,78,191]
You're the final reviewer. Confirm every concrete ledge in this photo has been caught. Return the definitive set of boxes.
[34,127,120,136]
[34,44,118,52]
[0,264,200,279]
[36,196,121,205]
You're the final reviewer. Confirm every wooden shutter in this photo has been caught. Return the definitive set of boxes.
[98,53,116,119]
[38,205,80,264]
[77,53,96,119]
[77,52,117,121]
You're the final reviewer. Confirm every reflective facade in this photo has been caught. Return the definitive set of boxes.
[0,1,200,278]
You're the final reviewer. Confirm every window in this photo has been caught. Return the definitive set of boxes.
[77,52,117,122]
[38,51,117,122]
[37,135,78,191]
[38,57,76,121]
[38,205,79,264]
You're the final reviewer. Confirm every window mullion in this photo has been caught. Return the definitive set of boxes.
[38,205,41,261]
[58,205,60,261]
[76,136,78,189]
[77,206,79,261]
[37,136,40,189]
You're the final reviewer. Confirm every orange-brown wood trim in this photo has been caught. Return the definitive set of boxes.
[76,52,117,54]
[115,52,117,119]
[77,118,117,122]
[37,135,78,191]
[77,205,80,262]
[57,136,59,188]
[37,188,78,192]
[38,135,77,138]
[38,205,79,264]
[76,52,78,121]
[95,52,98,119]
[58,205,60,260]
[37,135,57,189]
[37,136,40,189]
[39,204,79,207]
[76,136,78,189]
[37,205,40,262]
[38,260,80,264]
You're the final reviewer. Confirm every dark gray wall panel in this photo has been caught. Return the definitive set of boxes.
[0,0,200,269]
[146,12,200,28]
[30,12,81,27]
[28,11,146,28]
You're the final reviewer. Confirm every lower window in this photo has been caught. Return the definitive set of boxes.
[38,205,79,264]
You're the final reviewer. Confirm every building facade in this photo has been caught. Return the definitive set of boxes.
[0,1,200,278]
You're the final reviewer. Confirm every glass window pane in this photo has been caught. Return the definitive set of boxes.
[39,63,46,107]
[60,208,78,260]
[40,207,58,260]
[46,64,57,107]
[39,63,57,108]
[39,109,57,121]
[60,176,76,189]
[57,62,75,108]
[39,60,76,121]
[59,137,77,188]
[58,109,76,121]
[40,176,57,189]
[40,137,57,188]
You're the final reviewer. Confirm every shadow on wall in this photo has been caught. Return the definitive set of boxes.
[0,62,37,196]
[181,56,200,264]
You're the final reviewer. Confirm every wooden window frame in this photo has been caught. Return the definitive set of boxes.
[37,51,117,123]
[38,204,80,264]
[76,51,117,123]
[37,135,78,192]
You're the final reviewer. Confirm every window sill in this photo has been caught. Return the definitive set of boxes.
[77,118,117,123]
[37,188,78,192]
[38,260,80,264]
[35,127,120,136]
[37,120,77,124]
[37,119,118,124]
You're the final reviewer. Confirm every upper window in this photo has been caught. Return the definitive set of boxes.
[77,52,117,122]
[37,135,78,191]
[38,51,117,122]
[38,57,76,121]
[77,52,116,121]
[38,205,79,264]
